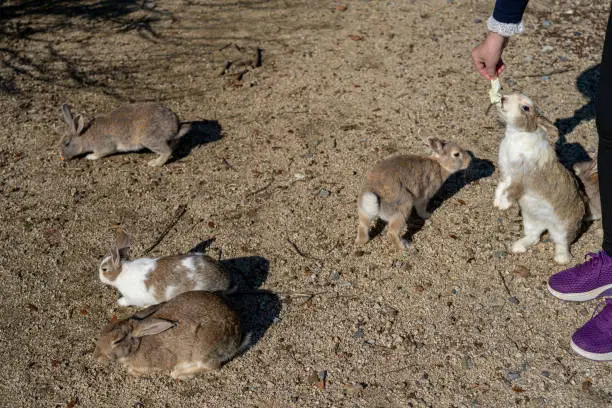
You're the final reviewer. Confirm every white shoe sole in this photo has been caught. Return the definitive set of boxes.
[546,283,612,302]
[570,339,612,361]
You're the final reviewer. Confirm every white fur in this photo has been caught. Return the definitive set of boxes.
[107,258,158,307]
[360,192,379,218]
[165,284,178,300]
[181,256,196,271]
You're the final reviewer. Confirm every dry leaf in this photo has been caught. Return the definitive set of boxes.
[348,35,363,41]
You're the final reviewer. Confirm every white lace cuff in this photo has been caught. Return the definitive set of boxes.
[487,16,524,37]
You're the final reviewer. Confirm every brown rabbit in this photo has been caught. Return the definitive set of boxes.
[356,138,471,250]
[60,103,191,166]
[574,158,601,221]
[94,291,249,379]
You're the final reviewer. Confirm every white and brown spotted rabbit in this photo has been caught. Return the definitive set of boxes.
[99,229,231,307]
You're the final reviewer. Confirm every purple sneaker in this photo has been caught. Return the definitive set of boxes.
[570,298,612,361]
[547,251,612,301]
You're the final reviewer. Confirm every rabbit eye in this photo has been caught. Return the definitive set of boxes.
[452,152,460,158]
[522,105,530,112]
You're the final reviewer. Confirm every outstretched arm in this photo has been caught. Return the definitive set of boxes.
[472,0,530,80]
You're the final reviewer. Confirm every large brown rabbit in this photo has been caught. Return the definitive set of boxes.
[60,103,191,166]
[94,291,249,379]
[356,138,471,250]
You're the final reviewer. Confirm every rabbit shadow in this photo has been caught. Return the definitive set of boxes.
[553,64,599,142]
[171,120,223,162]
[555,142,592,170]
[408,154,495,238]
[188,238,280,347]
[221,257,281,347]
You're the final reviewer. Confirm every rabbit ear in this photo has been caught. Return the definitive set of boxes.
[61,104,76,133]
[115,228,131,249]
[110,247,123,269]
[75,115,85,135]
[428,138,445,156]
[537,116,558,140]
[132,318,177,338]
[132,304,163,320]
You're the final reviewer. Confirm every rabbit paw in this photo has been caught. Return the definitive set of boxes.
[494,195,512,210]
[86,153,101,160]
[117,297,130,307]
[554,251,571,265]
[511,240,529,253]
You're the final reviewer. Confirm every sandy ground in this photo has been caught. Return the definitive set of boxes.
[1,0,611,406]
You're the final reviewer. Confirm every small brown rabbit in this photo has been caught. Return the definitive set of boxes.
[494,94,585,264]
[356,138,471,250]
[94,291,249,378]
[60,103,191,166]
[99,229,231,307]
[574,158,601,221]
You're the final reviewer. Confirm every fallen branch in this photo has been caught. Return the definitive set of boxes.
[143,204,187,255]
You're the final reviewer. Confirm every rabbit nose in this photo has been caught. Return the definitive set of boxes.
[500,96,507,106]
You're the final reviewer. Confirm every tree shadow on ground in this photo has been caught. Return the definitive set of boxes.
[554,64,599,142]
[188,238,280,347]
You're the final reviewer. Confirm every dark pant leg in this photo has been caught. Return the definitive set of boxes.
[597,7,612,254]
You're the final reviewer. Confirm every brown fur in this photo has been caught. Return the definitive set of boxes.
[574,158,601,221]
[94,291,246,379]
[356,138,471,250]
[60,103,191,166]
[143,254,231,301]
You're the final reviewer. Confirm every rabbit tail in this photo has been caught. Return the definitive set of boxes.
[359,191,380,218]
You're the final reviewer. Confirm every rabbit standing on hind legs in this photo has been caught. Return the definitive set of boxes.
[356,138,471,251]
[494,93,584,264]
[60,103,191,166]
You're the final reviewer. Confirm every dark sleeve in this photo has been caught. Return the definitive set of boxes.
[492,0,529,24]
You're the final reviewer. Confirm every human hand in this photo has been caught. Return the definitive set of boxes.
[471,32,508,80]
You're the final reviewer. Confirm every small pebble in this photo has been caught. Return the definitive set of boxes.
[506,371,521,381]
[541,75,550,81]
[494,250,507,258]
[330,270,340,281]
[559,56,569,61]
[294,173,306,180]
[543,20,553,27]
[513,265,531,278]
[524,55,534,63]
[318,188,331,198]
[541,370,551,378]
[473,18,482,23]
[541,45,554,53]
[451,288,458,295]
[508,296,520,305]
[353,327,364,338]
[463,356,474,369]
[343,382,366,393]
[574,31,582,37]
